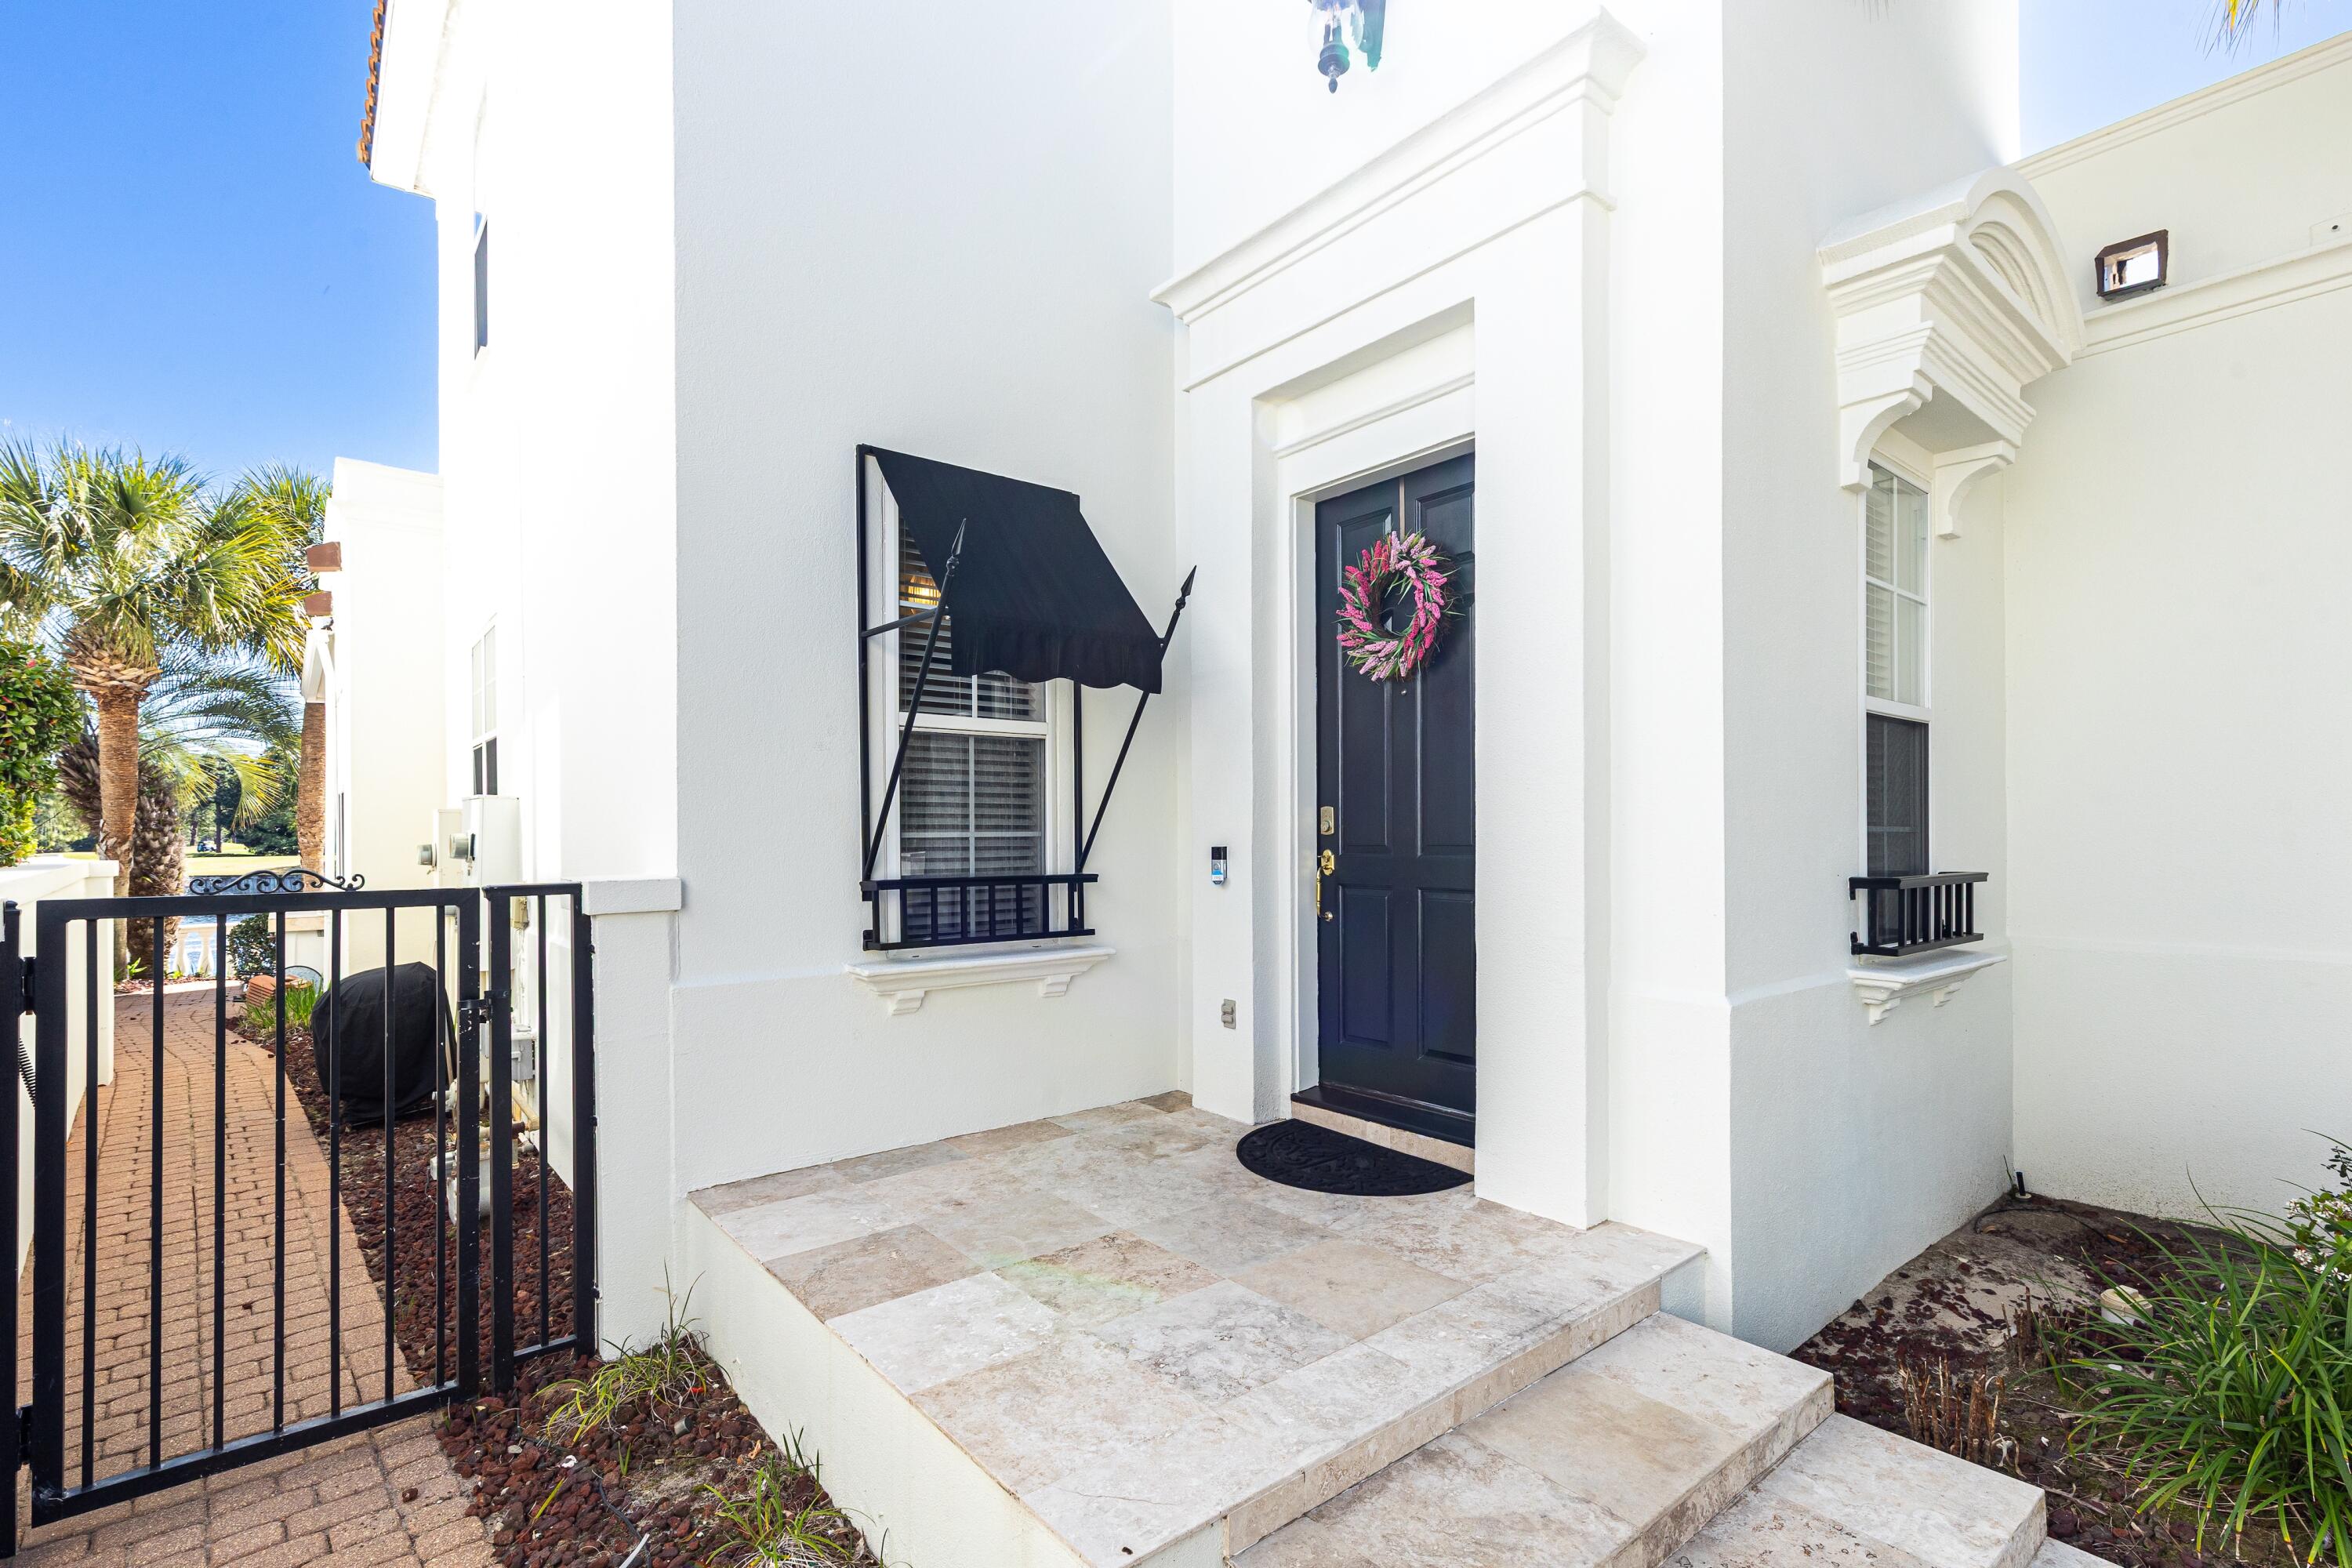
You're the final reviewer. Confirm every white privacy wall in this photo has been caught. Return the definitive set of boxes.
[1706,0,2023,1352]
[2005,42,2352,1221]
[665,0,1181,1189]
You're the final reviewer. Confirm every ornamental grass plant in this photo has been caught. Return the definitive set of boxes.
[2051,1186,2352,1566]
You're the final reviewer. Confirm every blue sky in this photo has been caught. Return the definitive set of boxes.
[0,2,437,484]
[2,2,2346,487]
[2022,0,2352,150]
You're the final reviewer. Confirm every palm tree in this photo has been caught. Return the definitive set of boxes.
[53,652,301,960]
[0,441,307,898]
[234,466,330,873]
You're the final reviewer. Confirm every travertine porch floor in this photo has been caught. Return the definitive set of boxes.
[691,1094,1700,1565]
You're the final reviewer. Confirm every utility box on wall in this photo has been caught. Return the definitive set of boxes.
[448,795,523,888]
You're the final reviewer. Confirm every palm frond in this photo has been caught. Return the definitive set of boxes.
[132,651,302,825]
[2215,0,2291,46]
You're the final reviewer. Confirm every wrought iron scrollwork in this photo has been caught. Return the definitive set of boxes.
[186,867,368,896]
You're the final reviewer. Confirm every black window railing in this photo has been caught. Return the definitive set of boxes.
[862,872,1098,953]
[1849,871,1987,958]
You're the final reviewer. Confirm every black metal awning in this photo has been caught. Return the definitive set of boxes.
[867,447,1163,694]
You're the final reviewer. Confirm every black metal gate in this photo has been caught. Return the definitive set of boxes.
[0,876,596,1552]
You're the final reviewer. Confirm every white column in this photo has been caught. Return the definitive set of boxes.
[582,877,681,1352]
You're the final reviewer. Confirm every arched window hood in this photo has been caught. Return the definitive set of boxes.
[1820,169,2083,535]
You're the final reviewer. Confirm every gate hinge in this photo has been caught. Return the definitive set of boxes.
[458,992,507,1031]
[16,954,32,1016]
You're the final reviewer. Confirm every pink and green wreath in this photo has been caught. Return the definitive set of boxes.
[1337,531,1453,682]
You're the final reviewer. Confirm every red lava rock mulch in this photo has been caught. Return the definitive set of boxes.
[261,1014,875,1566]
[1790,1194,2288,1568]
[264,1017,576,1386]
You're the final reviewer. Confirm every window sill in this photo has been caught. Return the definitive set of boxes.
[845,943,1116,1017]
[1848,948,2006,1025]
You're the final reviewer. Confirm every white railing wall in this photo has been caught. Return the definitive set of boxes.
[2,856,119,1277]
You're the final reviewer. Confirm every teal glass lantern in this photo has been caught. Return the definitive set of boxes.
[1310,0,1386,93]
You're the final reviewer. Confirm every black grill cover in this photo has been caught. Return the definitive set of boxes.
[869,448,1163,693]
[313,962,452,1127]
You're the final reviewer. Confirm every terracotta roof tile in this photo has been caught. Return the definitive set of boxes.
[357,0,387,167]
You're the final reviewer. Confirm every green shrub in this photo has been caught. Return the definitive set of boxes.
[0,641,82,868]
[227,914,276,978]
[2288,1139,2352,1278]
[2052,1210,2352,1563]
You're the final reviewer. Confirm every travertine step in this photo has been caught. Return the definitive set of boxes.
[1236,1311,1834,1567]
[690,1098,1707,1568]
[1668,1416,2053,1568]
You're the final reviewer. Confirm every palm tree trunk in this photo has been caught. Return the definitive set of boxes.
[92,686,142,898]
[298,699,326,873]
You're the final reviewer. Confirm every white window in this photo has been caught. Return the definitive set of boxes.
[469,626,499,796]
[866,467,1059,946]
[1863,462,1929,875]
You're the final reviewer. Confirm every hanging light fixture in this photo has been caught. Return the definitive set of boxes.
[1309,0,1385,94]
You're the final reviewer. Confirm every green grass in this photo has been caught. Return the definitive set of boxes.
[240,977,315,1033]
[2051,1213,2352,1564]
[543,1282,708,1446]
[705,1452,862,1566]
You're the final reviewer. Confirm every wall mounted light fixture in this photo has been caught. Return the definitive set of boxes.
[2094,230,2168,301]
[1310,0,1385,93]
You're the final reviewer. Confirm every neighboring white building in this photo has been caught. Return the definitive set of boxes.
[307,457,448,977]
[350,3,2350,1556]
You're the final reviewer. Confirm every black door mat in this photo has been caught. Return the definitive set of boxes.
[1236,1119,1471,1196]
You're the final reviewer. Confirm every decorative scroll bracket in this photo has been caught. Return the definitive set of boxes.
[187,868,368,895]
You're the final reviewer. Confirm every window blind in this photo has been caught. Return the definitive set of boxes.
[899,731,1046,941]
[898,527,1039,720]
[1866,713,1929,876]
[1864,465,1926,707]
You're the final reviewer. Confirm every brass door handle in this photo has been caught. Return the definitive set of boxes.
[1319,851,1336,874]
[1316,850,1336,922]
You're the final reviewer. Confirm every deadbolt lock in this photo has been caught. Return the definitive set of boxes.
[1319,806,1335,836]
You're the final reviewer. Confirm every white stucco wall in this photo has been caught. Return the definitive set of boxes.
[376,0,681,891]
[321,458,445,975]
[1706,0,2023,1352]
[2005,40,2352,1221]
[663,0,1181,1190]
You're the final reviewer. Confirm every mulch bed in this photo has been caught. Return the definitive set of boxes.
[1789,1194,2293,1568]
[263,1015,574,1384]
[249,1009,875,1566]
[440,1346,879,1568]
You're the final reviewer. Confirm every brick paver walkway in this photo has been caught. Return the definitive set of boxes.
[16,1418,492,1567]
[12,992,494,1565]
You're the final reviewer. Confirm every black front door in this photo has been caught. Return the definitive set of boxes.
[1314,454,1475,1133]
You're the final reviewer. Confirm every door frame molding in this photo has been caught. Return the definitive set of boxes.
[1163,14,1632,1227]
[1268,333,1475,1115]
